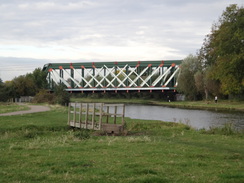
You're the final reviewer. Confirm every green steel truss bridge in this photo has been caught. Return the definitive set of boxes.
[42,60,182,92]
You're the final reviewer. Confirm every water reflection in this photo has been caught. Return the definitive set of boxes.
[124,104,244,130]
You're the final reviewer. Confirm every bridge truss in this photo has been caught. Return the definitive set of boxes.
[42,60,182,92]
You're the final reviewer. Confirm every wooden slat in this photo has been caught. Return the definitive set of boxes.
[73,103,76,123]
[92,103,95,129]
[114,106,117,124]
[122,104,125,125]
[85,103,89,129]
[79,103,82,128]
[99,103,103,130]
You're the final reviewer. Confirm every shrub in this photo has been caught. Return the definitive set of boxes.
[32,90,55,104]
[54,85,70,106]
[33,86,70,106]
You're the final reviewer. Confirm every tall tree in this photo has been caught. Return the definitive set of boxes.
[199,4,244,97]
[177,54,202,100]
[27,68,48,90]
[12,75,37,97]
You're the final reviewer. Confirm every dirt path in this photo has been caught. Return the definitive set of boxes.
[0,104,50,116]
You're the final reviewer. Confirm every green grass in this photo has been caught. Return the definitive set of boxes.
[0,103,30,114]
[153,100,244,111]
[71,97,151,105]
[0,104,243,182]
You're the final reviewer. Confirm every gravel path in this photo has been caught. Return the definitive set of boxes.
[0,104,50,116]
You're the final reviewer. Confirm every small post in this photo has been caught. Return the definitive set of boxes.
[122,104,125,125]
[85,103,89,129]
[114,106,117,124]
[92,103,95,129]
[99,103,103,130]
[106,106,109,123]
[74,103,76,127]
[79,103,82,128]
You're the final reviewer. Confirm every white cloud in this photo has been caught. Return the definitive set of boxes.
[0,0,243,81]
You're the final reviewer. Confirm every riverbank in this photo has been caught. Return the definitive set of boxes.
[71,98,244,112]
[0,106,243,182]
[152,100,244,112]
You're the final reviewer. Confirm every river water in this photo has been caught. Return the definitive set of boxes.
[124,104,244,130]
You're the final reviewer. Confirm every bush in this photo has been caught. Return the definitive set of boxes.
[54,85,70,106]
[33,86,70,106]
[32,90,55,104]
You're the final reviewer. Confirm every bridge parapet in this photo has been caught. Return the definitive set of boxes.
[42,60,182,92]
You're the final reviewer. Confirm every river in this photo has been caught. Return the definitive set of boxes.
[124,104,244,130]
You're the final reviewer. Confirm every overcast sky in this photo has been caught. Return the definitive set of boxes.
[0,0,243,81]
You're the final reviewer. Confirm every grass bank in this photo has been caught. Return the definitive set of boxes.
[152,100,244,111]
[0,102,30,114]
[71,98,244,111]
[0,104,243,182]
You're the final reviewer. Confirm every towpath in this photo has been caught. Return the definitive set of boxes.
[0,104,50,116]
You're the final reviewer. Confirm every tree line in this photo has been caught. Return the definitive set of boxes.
[0,68,70,105]
[0,68,47,101]
[177,4,243,100]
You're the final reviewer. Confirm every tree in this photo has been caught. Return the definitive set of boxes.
[4,67,48,99]
[177,55,202,100]
[12,75,37,97]
[0,78,8,102]
[199,4,244,97]
[27,68,48,91]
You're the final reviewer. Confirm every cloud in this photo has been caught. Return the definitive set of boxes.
[0,0,243,81]
[0,57,50,81]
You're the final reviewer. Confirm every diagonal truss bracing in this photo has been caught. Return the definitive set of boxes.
[42,60,182,92]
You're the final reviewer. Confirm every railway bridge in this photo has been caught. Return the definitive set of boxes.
[42,60,182,93]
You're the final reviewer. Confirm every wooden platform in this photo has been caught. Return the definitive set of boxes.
[68,103,125,134]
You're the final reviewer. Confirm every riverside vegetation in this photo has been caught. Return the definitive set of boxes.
[0,103,243,182]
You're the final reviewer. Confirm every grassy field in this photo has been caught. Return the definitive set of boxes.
[0,104,243,182]
[0,102,30,114]
[71,98,244,111]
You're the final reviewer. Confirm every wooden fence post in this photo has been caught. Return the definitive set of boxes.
[106,106,109,123]
[99,103,103,130]
[114,106,117,124]
[74,102,76,127]
[79,103,82,128]
[122,104,125,125]
[85,103,89,129]
[92,103,95,129]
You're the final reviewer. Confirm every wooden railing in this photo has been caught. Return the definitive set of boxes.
[68,103,125,134]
